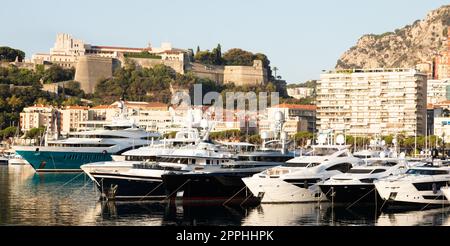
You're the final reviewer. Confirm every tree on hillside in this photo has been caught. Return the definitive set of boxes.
[0,47,25,62]
[194,50,216,65]
[223,48,254,66]
[61,81,85,98]
[7,95,23,112]
[1,126,18,139]
[212,44,223,65]
[41,65,75,83]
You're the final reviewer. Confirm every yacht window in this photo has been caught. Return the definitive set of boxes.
[371,169,386,174]
[406,169,449,175]
[312,148,339,156]
[367,160,398,166]
[347,169,372,174]
[285,162,317,167]
[206,160,210,165]
[338,152,348,157]
[192,159,196,165]
[325,163,352,173]
[354,155,371,159]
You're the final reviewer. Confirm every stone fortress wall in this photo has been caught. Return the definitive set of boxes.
[74,56,112,94]
[31,33,268,93]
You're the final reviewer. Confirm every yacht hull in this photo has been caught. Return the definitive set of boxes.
[90,172,167,200]
[162,171,261,206]
[16,150,113,171]
[319,184,382,205]
[375,181,450,210]
[442,187,450,201]
[242,176,325,203]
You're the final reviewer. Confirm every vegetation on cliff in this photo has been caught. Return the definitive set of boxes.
[336,5,450,69]
[0,47,25,62]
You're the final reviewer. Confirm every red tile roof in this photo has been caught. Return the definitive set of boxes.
[92,105,115,109]
[64,106,89,110]
[91,46,150,51]
[273,104,317,111]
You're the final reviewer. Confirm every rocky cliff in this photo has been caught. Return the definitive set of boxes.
[336,5,450,69]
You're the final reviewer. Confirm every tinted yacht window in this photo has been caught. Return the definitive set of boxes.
[326,163,352,173]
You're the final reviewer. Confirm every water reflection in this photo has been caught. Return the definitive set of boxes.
[377,207,450,226]
[96,201,249,226]
[1,166,450,226]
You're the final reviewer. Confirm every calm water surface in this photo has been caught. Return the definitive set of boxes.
[1,165,450,226]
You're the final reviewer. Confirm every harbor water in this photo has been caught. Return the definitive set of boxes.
[1,165,450,226]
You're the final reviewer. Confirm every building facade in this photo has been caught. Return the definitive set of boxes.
[287,87,314,99]
[60,106,89,134]
[317,68,427,137]
[427,79,450,104]
[19,105,58,132]
[259,104,316,136]
[433,117,450,143]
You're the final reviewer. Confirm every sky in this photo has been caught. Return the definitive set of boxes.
[0,0,448,83]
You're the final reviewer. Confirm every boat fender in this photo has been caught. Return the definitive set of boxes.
[35,148,39,152]
[102,150,108,155]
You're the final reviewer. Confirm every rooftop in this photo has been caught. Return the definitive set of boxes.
[90,46,150,52]
[323,68,423,74]
[272,104,317,111]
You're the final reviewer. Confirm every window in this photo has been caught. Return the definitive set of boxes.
[371,169,386,174]
[406,169,449,175]
[347,169,372,174]
[338,152,348,157]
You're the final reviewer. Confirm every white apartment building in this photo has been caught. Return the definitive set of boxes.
[20,105,58,132]
[434,117,450,143]
[317,68,427,137]
[287,87,314,99]
[60,106,89,134]
[427,79,450,104]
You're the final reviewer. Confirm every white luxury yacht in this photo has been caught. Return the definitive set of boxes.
[81,139,236,200]
[13,101,160,172]
[82,127,203,174]
[242,132,363,203]
[375,164,450,208]
[442,186,450,201]
[319,154,409,205]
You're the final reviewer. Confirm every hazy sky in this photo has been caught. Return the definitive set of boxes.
[1,0,448,83]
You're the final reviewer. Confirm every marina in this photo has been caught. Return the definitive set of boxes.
[1,165,450,226]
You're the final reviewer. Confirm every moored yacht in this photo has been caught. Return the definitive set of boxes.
[81,140,235,200]
[442,186,450,201]
[242,139,363,203]
[83,127,202,174]
[375,164,450,209]
[161,146,296,205]
[319,157,408,205]
[14,101,160,172]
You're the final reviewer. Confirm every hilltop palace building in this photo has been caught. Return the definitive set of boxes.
[32,33,186,68]
[31,33,268,94]
[317,68,427,137]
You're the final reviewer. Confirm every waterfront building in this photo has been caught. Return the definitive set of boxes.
[287,87,314,99]
[19,105,58,133]
[259,104,316,136]
[433,117,450,143]
[60,106,89,134]
[317,68,427,137]
[427,79,450,104]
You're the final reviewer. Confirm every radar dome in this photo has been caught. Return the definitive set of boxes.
[274,111,285,122]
